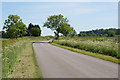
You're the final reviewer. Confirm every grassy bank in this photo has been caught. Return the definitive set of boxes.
[0,39,2,79]
[53,39,119,59]
[2,38,28,78]
[2,36,51,78]
[9,43,42,78]
[50,43,119,64]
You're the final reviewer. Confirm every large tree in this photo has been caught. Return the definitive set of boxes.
[29,27,41,36]
[68,27,77,37]
[43,14,70,39]
[3,15,27,38]
[27,23,41,36]
[59,23,76,37]
[59,23,71,37]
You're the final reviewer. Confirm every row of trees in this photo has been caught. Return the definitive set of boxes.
[1,14,118,39]
[78,28,120,37]
[2,14,76,39]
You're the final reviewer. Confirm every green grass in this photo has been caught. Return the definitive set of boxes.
[50,43,119,64]
[0,57,1,80]
[2,38,28,78]
[9,42,43,78]
[59,36,118,42]
[53,39,119,59]
[2,36,51,78]
[32,43,43,78]
[2,39,16,49]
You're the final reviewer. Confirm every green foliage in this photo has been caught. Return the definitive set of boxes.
[2,39,28,78]
[1,31,7,38]
[53,39,119,59]
[50,43,119,63]
[2,37,51,78]
[28,23,34,31]
[78,28,119,37]
[27,23,41,36]
[43,14,75,39]
[59,23,71,36]
[79,33,87,37]
[3,15,27,38]
[30,27,41,36]
[108,31,115,37]
[68,27,77,37]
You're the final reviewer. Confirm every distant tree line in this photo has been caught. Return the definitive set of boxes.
[78,28,120,37]
[1,14,119,39]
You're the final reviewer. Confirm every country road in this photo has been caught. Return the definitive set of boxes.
[33,41,118,78]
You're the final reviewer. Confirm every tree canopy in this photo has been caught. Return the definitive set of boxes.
[27,23,41,36]
[78,28,119,37]
[43,14,76,39]
[3,15,27,38]
[29,27,41,36]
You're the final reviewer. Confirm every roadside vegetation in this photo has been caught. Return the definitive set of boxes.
[2,36,52,78]
[51,36,119,63]
[53,38,119,58]
[50,43,119,63]
[0,14,119,78]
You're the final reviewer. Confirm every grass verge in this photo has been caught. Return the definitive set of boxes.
[32,43,43,78]
[10,42,42,78]
[50,43,119,64]
[2,39,28,78]
[2,36,51,78]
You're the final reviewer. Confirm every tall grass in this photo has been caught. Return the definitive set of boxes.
[0,39,2,79]
[2,36,51,78]
[2,39,28,78]
[53,39,119,59]
[59,36,118,42]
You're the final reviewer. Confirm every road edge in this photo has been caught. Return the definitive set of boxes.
[32,43,43,78]
[50,43,119,64]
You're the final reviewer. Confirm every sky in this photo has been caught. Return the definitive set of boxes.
[1,1,118,36]
[0,0,119,2]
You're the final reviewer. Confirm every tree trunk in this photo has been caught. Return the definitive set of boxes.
[54,31,59,40]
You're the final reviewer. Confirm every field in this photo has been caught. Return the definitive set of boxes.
[52,36,119,63]
[2,36,52,78]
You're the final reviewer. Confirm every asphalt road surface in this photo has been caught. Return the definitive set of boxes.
[33,41,118,78]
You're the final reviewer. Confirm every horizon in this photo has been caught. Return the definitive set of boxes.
[1,2,118,36]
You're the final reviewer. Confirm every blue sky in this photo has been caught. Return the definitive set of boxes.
[1,2,118,36]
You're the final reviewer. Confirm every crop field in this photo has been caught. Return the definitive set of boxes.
[53,36,119,59]
[2,37,52,78]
